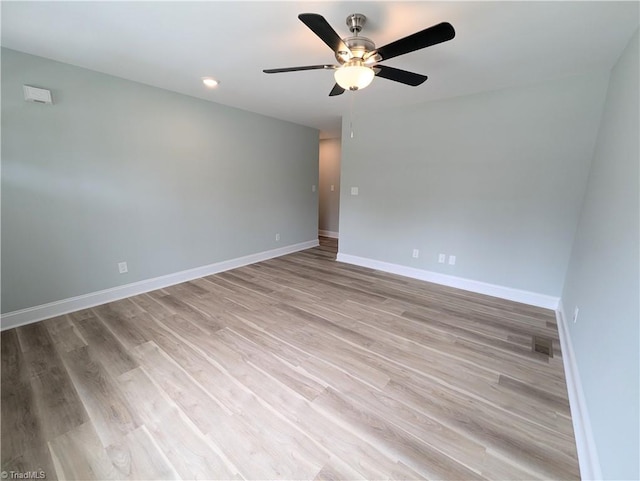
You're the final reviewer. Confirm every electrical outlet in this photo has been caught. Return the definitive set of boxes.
[275,233,280,242]
[573,306,579,323]
[448,255,456,265]
[350,187,359,196]
[118,261,128,274]
[438,253,446,263]
[330,184,335,192]
[412,249,419,258]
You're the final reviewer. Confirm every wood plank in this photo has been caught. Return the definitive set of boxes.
[217,328,326,401]
[59,346,138,447]
[117,367,239,480]
[195,328,423,480]
[15,324,89,441]
[72,316,138,377]
[49,420,175,480]
[131,341,231,435]
[312,387,486,480]
[2,441,58,481]
[384,378,578,479]
[1,329,39,459]
[42,315,88,353]
[105,425,180,480]
[91,302,150,351]
[49,421,120,480]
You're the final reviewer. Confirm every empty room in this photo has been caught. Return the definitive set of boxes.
[1,1,638,480]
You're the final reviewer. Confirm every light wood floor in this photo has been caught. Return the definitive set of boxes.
[1,237,579,480]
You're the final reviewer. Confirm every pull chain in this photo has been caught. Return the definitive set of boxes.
[349,91,356,138]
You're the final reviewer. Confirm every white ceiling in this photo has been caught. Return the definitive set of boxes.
[2,1,638,138]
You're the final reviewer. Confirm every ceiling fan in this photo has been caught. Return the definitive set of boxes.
[263,13,455,96]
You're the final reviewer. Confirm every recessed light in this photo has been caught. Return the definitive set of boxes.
[202,77,219,88]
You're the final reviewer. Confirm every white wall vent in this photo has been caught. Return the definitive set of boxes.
[23,85,53,104]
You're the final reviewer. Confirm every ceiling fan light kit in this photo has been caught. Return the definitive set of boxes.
[334,59,374,91]
[263,12,455,96]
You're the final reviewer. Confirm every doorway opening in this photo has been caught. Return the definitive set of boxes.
[318,137,341,250]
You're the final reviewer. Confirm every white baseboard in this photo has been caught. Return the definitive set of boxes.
[1,240,319,331]
[318,230,339,239]
[556,305,602,480]
[336,253,559,310]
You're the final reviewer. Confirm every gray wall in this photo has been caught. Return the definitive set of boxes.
[318,138,341,236]
[339,72,610,296]
[1,48,319,314]
[561,30,639,480]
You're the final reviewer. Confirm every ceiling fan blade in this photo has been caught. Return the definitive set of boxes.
[263,65,336,74]
[374,65,428,86]
[298,13,350,54]
[376,22,455,61]
[329,84,345,96]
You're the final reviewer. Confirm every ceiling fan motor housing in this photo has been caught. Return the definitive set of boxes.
[336,36,376,63]
[335,14,382,65]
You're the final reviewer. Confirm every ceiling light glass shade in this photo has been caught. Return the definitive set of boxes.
[334,61,375,91]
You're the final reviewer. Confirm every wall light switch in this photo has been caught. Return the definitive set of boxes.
[351,187,359,196]
[448,255,456,265]
[312,185,316,192]
[412,249,419,258]
[331,185,335,192]
[118,261,128,274]
[438,254,446,263]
